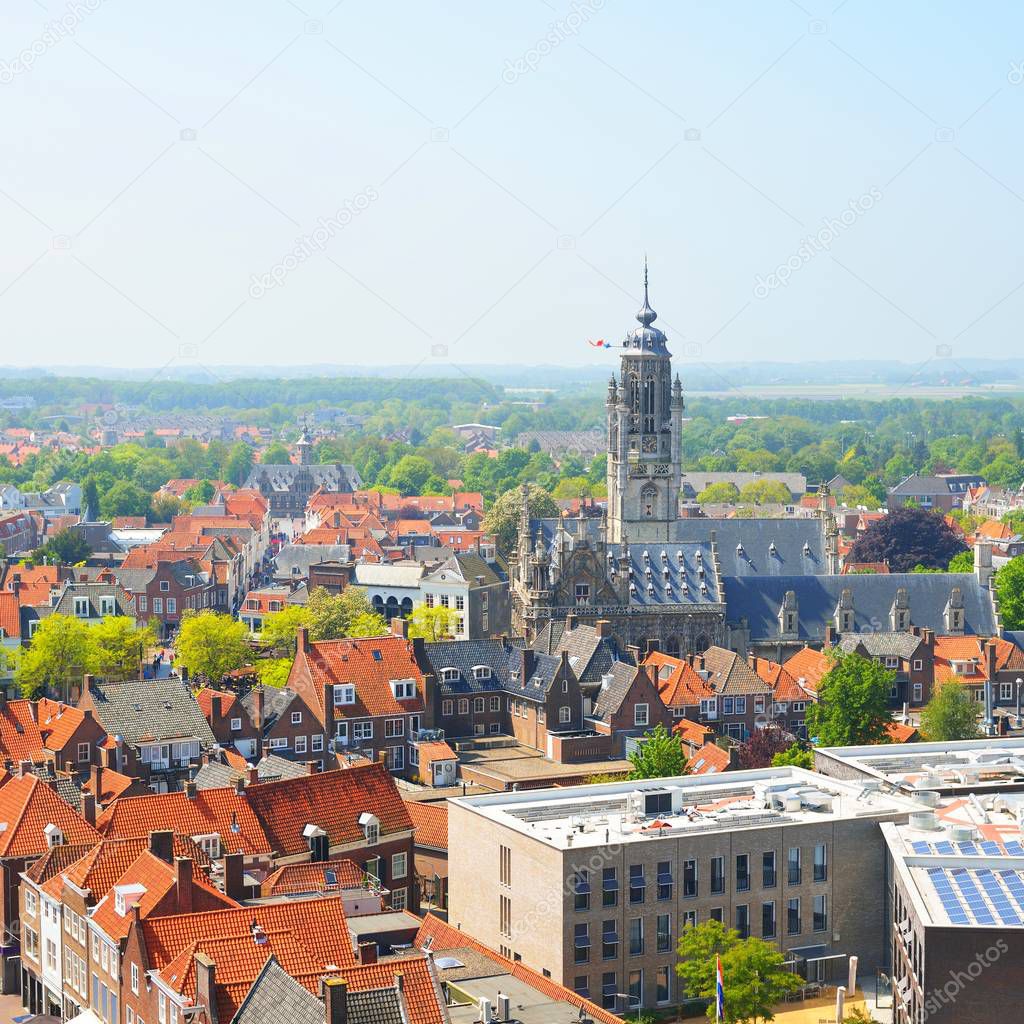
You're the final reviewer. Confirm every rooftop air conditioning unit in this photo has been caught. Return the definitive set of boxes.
[908,810,939,831]
[950,825,976,843]
[914,790,940,808]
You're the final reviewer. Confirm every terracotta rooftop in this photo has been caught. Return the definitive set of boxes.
[260,857,367,898]
[686,742,732,776]
[405,800,448,851]
[0,771,100,858]
[0,700,46,764]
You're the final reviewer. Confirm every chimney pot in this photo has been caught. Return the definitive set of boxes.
[358,941,377,965]
[185,781,197,800]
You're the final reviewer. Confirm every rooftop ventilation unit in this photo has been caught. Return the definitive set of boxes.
[909,810,939,831]
[949,824,977,843]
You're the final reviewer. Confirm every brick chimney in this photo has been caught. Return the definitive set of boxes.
[565,611,577,632]
[594,619,611,638]
[210,693,223,732]
[296,627,310,653]
[81,793,96,827]
[194,952,217,1024]
[149,830,174,864]
[520,647,535,682]
[390,617,408,638]
[324,978,348,1024]
[90,764,103,801]
[358,941,377,965]
[175,857,194,914]
[222,852,245,902]
[253,687,265,737]
[184,781,197,800]
[985,637,998,683]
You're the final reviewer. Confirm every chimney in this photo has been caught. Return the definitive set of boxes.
[324,978,348,1024]
[253,687,265,734]
[82,793,96,827]
[18,760,32,777]
[565,611,577,632]
[150,830,175,864]
[358,941,377,965]
[390,617,408,638]
[305,760,319,775]
[210,693,223,729]
[194,952,217,1024]
[247,766,260,787]
[296,627,310,653]
[90,764,103,801]
[645,637,660,656]
[377,750,388,765]
[823,624,835,648]
[986,637,998,685]
[626,643,641,664]
[594,619,610,638]
[222,852,245,901]
[234,775,245,795]
[175,857,194,914]
[520,647,535,682]
[185,781,197,800]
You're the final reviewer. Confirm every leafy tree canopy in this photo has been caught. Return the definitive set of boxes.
[995,556,1024,631]
[482,484,559,556]
[175,611,249,681]
[697,482,740,504]
[628,723,688,780]
[848,506,966,572]
[920,681,978,741]
[33,529,91,566]
[407,604,456,641]
[804,651,894,746]
[771,743,815,770]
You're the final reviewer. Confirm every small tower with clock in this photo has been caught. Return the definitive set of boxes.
[606,263,684,543]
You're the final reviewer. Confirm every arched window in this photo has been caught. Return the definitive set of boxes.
[665,636,680,656]
[372,595,384,610]
[695,633,710,653]
[401,597,413,616]
[641,485,657,518]
[643,376,656,433]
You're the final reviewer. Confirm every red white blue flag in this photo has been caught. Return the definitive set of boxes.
[715,955,725,1022]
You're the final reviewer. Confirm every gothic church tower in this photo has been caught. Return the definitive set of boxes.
[606,264,684,543]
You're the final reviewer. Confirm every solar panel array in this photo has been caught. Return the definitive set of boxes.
[909,839,1024,856]
[923,865,1024,926]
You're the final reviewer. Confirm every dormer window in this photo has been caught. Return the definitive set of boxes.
[359,812,380,845]
[391,678,417,700]
[44,824,64,848]
[471,666,492,681]
[440,668,459,683]
[333,684,355,706]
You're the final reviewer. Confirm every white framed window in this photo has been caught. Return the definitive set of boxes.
[913,658,924,671]
[735,697,747,714]
[723,697,734,716]
[131,962,139,994]
[311,734,323,752]
[458,698,469,715]
[385,718,404,738]
[352,721,373,741]
[138,596,148,612]
[159,580,169,592]
[389,745,405,770]
[392,852,407,879]
[442,700,453,716]
[1000,682,1013,701]
[490,696,500,711]
[291,711,302,724]
[455,595,465,610]
[913,683,924,703]
[230,717,242,731]
[167,598,176,614]
[153,597,163,614]
[391,679,416,700]
[391,886,407,910]
[77,742,90,763]
[269,737,288,750]
[634,703,649,727]
[333,684,355,706]
[74,597,89,617]
[294,735,307,753]
[100,597,115,616]
[559,706,571,724]
[25,889,37,916]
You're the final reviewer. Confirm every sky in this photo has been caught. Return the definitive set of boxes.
[2,0,1024,375]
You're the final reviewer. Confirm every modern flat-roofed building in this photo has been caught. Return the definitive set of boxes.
[814,738,1024,797]
[883,813,1024,1024]
[448,768,920,1013]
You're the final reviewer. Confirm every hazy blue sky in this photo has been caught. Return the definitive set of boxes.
[3,0,1024,373]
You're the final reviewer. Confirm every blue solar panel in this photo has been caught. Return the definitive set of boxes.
[980,841,1004,856]
[999,870,1024,917]
[957,842,979,856]
[910,841,931,854]
[934,841,955,855]
[951,868,996,926]
[976,870,1022,926]
[1005,841,1024,856]
[927,868,970,925]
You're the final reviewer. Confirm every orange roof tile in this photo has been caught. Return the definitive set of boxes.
[415,741,456,772]
[0,592,20,639]
[782,646,830,692]
[642,650,712,706]
[37,697,95,752]
[885,722,919,743]
[405,800,447,850]
[0,772,100,857]
[673,718,713,746]
[80,766,138,805]
[340,958,446,1024]
[0,700,46,763]
[686,742,731,775]
[245,762,412,856]
[195,688,241,718]
[416,914,621,1024]
[296,635,425,720]
[97,786,272,856]
[751,658,808,702]
[260,857,367,897]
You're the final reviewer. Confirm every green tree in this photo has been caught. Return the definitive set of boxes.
[100,480,152,519]
[676,920,800,1023]
[804,651,894,746]
[33,529,91,566]
[994,556,1024,630]
[92,616,157,678]
[223,441,254,486]
[738,480,793,505]
[82,476,100,519]
[696,481,740,504]
[920,681,979,741]
[182,480,216,505]
[149,493,182,524]
[260,441,292,465]
[948,549,973,572]
[482,484,559,556]
[407,604,455,641]
[628,723,688,780]
[347,610,389,637]
[256,658,292,688]
[387,454,435,494]
[17,614,94,699]
[771,744,814,770]
[258,603,311,655]
[175,611,249,681]
[305,586,386,641]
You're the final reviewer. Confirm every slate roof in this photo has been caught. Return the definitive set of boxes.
[240,687,301,735]
[244,463,361,493]
[422,639,522,695]
[678,517,828,577]
[701,647,773,696]
[838,631,924,659]
[592,661,639,721]
[51,580,135,619]
[85,677,216,749]
[347,988,405,1024]
[725,573,997,642]
[193,753,309,791]
[534,622,621,685]
[232,955,326,1024]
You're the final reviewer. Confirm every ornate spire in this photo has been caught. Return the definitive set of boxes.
[636,257,657,327]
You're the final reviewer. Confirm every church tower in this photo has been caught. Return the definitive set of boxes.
[606,264,684,543]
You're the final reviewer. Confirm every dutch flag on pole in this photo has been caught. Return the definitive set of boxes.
[715,955,725,1022]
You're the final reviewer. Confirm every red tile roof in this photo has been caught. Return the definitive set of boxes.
[416,914,621,1024]
[143,898,356,1022]
[195,688,242,719]
[885,721,920,743]
[244,762,413,856]
[0,700,46,764]
[643,650,712,706]
[405,801,447,851]
[673,718,713,747]
[340,958,446,1024]
[90,850,237,941]
[782,646,831,692]
[751,658,808,702]
[80,766,139,805]
[686,742,731,776]
[0,772,100,858]
[97,786,272,856]
[260,857,367,897]
[415,741,456,773]
[37,698,95,752]
[0,592,20,639]
[295,635,425,720]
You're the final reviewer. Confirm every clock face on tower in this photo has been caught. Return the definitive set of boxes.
[641,435,657,453]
